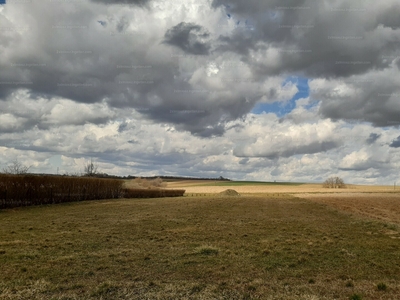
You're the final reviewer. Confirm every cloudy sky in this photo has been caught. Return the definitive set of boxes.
[0,0,399,184]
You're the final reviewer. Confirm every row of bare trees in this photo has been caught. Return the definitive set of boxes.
[1,159,100,177]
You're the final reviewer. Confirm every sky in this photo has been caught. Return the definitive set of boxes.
[0,0,399,184]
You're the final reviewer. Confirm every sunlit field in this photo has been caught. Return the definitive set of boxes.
[166,180,397,195]
[1,181,400,299]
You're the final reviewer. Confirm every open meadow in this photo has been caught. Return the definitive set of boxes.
[1,181,400,299]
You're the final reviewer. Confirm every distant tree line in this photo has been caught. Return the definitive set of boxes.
[1,159,231,181]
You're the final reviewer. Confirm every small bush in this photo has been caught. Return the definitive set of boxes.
[346,281,354,287]
[349,294,362,300]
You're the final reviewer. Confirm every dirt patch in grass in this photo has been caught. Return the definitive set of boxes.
[1,196,400,299]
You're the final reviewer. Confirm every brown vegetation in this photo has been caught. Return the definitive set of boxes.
[296,192,400,225]
[323,176,346,188]
[125,177,167,189]
[121,178,184,198]
[167,181,398,194]
[2,159,30,175]
[1,195,399,299]
[122,188,185,198]
[0,174,123,209]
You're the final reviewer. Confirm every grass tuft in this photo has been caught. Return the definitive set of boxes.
[195,246,219,255]
[345,281,354,287]
[377,282,387,291]
[190,284,205,294]
[90,282,119,297]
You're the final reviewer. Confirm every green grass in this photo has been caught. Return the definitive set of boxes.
[0,195,400,299]
[199,180,305,186]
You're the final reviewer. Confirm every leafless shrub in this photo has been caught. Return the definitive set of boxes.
[2,159,30,175]
[150,177,167,188]
[83,158,98,177]
[131,177,167,189]
[323,176,346,188]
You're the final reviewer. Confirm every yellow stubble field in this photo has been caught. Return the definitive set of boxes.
[166,181,397,194]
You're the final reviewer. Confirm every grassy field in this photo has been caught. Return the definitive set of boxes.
[1,194,400,299]
[166,180,398,194]
[296,192,400,226]
[198,181,305,187]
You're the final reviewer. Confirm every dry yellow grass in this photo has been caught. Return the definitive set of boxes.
[167,181,397,194]
[172,180,400,227]
[2,179,400,299]
[1,195,400,299]
[295,192,400,226]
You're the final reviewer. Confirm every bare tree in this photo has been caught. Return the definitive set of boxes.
[2,159,31,175]
[323,176,346,188]
[150,177,167,188]
[83,158,99,177]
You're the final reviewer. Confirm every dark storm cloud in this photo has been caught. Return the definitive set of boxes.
[213,0,400,77]
[339,160,389,172]
[376,4,400,30]
[390,136,400,148]
[234,140,340,158]
[366,133,381,144]
[272,141,340,158]
[313,72,400,127]
[163,22,211,55]
[138,102,245,138]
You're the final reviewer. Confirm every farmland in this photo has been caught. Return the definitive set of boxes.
[166,180,398,195]
[0,180,400,299]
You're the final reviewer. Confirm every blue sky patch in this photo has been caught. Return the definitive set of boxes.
[251,77,310,116]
